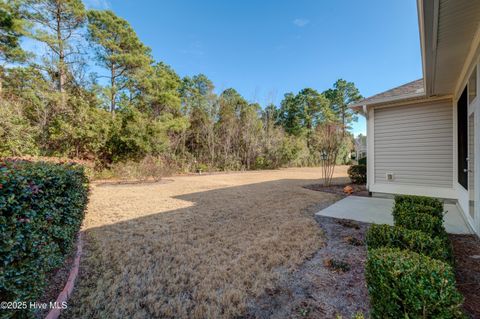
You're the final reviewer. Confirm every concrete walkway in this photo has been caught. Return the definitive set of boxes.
[316,196,472,234]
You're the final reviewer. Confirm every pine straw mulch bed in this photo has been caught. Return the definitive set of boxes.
[247,218,480,319]
[247,216,370,319]
[450,234,480,319]
[304,183,369,197]
[34,242,77,318]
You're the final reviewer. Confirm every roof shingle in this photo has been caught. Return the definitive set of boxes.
[350,79,425,108]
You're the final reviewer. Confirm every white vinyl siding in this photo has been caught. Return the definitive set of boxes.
[374,100,453,188]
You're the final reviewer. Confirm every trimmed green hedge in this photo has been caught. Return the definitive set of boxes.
[366,224,453,264]
[347,164,366,184]
[394,194,444,217]
[366,248,465,319]
[0,160,88,316]
[365,195,464,318]
[393,208,446,238]
[392,195,446,238]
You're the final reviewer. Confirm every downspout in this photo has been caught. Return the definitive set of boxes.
[363,104,373,196]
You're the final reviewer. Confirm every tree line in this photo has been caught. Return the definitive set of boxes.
[0,0,362,173]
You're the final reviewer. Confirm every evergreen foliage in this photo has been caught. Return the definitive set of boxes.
[0,2,363,174]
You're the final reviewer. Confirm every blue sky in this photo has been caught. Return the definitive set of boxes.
[84,0,422,136]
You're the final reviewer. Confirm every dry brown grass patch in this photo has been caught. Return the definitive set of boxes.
[64,167,348,318]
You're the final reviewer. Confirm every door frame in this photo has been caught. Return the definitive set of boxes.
[467,66,480,235]
[467,91,479,234]
[455,63,480,236]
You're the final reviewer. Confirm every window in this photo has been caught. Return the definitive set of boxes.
[458,87,468,190]
[469,67,477,104]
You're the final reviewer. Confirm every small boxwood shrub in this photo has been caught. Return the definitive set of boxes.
[394,209,446,238]
[394,194,444,216]
[366,248,465,319]
[393,202,445,224]
[0,160,89,316]
[358,156,367,165]
[392,195,446,237]
[392,201,448,238]
[347,164,366,184]
[366,224,453,263]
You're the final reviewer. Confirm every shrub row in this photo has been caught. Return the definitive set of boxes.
[365,195,464,318]
[0,160,89,317]
[366,224,453,264]
[394,206,446,238]
[366,248,464,319]
[393,194,444,214]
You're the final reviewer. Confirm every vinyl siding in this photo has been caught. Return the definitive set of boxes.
[374,100,453,188]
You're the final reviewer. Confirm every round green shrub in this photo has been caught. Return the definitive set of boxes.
[366,248,465,319]
[347,164,366,184]
[394,194,444,217]
[366,224,453,264]
[392,202,447,238]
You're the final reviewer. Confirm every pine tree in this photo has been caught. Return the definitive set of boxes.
[135,62,182,117]
[323,79,362,136]
[87,10,152,112]
[180,74,217,163]
[24,0,86,106]
[0,0,27,98]
[0,0,26,63]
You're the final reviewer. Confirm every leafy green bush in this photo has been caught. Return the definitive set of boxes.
[253,156,270,169]
[394,208,446,238]
[366,248,465,319]
[347,164,366,184]
[366,224,453,263]
[358,156,367,165]
[394,194,444,217]
[0,160,89,317]
[392,198,448,238]
[0,103,39,157]
[393,202,445,225]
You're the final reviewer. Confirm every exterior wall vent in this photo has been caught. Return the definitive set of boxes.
[386,173,394,181]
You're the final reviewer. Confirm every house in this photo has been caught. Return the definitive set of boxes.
[350,0,480,236]
[353,134,367,162]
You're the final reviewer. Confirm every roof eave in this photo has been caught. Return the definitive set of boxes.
[417,0,429,96]
[349,92,426,110]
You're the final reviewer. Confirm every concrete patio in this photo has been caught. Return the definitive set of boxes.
[316,196,472,234]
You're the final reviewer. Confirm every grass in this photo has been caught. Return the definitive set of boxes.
[324,258,351,272]
[64,167,349,319]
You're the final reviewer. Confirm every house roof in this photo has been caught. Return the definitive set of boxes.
[419,0,480,97]
[350,0,480,112]
[349,79,425,110]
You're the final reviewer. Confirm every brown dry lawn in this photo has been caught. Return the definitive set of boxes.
[65,166,349,319]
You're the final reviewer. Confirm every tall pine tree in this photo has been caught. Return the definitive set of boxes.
[24,0,86,107]
[323,79,362,136]
[87,10,152,112]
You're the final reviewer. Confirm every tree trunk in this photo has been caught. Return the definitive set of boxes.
[110,65,116,112]
[56,2,66,108]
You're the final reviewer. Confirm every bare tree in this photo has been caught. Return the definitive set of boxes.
[313,122,343,186]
